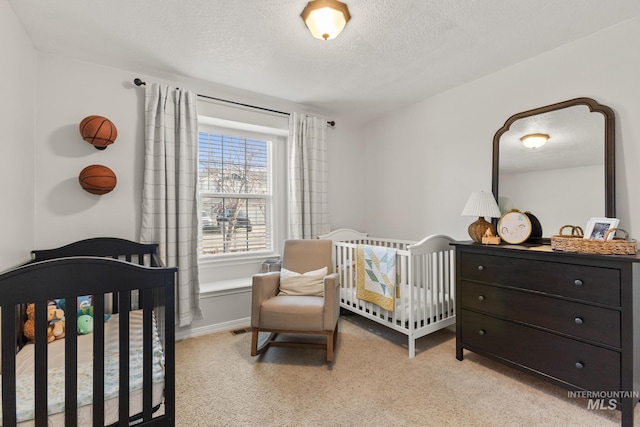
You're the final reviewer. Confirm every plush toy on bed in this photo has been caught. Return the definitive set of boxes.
[49,304,65,341]
[23,304,36,342]
[57,296,111,336]
[75,298,108,335]
[23,303,65,343]
[77,314,94,335]
[77,299,111,321]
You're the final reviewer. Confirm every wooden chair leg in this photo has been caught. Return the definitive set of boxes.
[251,330,259,356]
[251,330,277,357]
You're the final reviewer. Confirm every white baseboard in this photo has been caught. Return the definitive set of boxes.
[176,317,251,341]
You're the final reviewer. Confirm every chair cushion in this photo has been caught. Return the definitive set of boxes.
[260,295,324,330]
[278,266,327,296]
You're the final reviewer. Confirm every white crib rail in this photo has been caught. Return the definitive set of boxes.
[330,231,456,358]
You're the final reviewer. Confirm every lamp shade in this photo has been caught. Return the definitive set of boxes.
[461,191,501,218]
[301,0,351,40]
[462,191,501,243]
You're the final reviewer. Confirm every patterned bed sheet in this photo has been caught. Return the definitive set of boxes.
[0,309,164,425]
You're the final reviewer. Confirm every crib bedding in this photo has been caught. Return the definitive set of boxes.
[2,309,164,426]
[340,287,453,322]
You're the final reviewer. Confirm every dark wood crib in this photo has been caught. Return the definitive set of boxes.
[0,237,177,426]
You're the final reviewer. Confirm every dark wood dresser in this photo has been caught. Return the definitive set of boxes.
[453,241,640,426]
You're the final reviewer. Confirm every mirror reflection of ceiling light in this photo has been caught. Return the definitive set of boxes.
[520,133,550,149]
[301,0,351,41]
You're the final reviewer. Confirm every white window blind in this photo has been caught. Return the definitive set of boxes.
[199,130,272,255]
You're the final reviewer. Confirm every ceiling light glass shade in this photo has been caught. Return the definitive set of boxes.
[461,191,502,218]
[520,133,550,149]
[301,0,351,41]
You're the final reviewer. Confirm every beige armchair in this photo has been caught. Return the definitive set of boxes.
[251,239,340,361]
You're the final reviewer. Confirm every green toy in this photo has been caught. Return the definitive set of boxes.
[77,314,94,335]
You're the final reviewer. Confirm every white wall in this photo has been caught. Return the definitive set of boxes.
[363,17,640,241]
[0,0,36,270]
[33,53,143,247]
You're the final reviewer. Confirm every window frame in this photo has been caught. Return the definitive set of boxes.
[197,117,286,265]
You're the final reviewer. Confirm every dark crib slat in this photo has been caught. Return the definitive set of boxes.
[2,307,18,427]
[118,291,131,426]
[163,274,176,424]
[93,294,106,427]
[64,297,78,427]
[142,290,154,421]
[34,301,49,427]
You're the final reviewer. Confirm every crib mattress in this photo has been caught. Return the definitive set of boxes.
[1,309,164,426]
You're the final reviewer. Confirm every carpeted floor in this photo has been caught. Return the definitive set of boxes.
[175,314,635,426]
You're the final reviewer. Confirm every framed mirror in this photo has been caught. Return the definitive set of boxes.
[492,97,615,239]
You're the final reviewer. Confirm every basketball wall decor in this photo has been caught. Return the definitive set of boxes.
[79,115,118,150]
[78,164,117,195]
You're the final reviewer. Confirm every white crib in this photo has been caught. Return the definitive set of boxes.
[318,229,456,358]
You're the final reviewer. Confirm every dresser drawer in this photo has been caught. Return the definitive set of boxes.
[459,252,620,306]
[460,310,620,391]
[460,281,621,347]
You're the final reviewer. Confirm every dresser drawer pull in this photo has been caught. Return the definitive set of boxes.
[478,295,485,301]
[575,362,584,369]
[478,329,486,336]
[477,265,484,271]
[574,279,583,286]
[574,317,584,325]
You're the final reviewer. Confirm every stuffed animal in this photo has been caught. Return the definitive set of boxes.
[78,300,111,322]
[58,297,111,328]
[77,314,94,335]
[23,303,65,343]
[48,304,65,341]
[23,304,36,342]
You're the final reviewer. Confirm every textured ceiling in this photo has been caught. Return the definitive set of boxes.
[9,0,640,122]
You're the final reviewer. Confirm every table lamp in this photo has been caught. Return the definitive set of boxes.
[461,191,502,243]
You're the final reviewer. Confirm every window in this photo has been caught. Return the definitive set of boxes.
[198,126,275,256]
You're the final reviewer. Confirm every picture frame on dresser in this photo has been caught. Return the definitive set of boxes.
[584,217,619,240]
[497,209,532,244]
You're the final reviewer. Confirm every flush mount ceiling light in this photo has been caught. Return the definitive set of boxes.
[520,133,550,149]
[301,0,351,41]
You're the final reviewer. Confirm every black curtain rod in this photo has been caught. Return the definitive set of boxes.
[133,78,335,127]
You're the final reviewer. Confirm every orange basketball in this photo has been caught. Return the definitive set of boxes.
[79,164,117,195]
[79,115,118,149]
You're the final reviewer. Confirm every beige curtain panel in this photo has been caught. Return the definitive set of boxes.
[288,112,330,239]
[140,83,202,327]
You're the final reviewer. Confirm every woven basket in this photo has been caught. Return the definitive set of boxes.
[551,225,637,255]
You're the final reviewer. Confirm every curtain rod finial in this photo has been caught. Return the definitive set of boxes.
[134,78,146,86]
